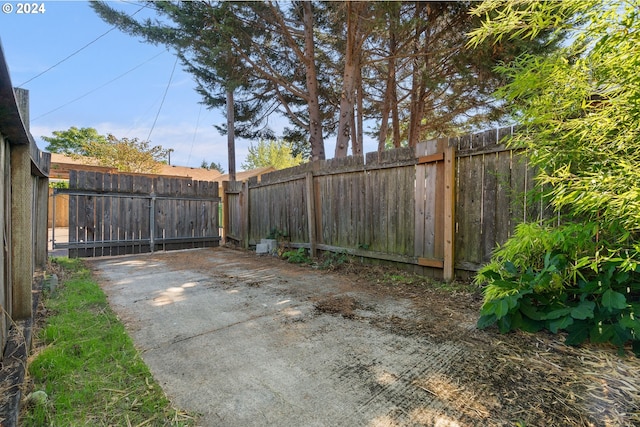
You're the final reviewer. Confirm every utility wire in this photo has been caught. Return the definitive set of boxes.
[146,55,179,141]
[32,50,167,121]
[187,103,203,166]
[18,6,145,87]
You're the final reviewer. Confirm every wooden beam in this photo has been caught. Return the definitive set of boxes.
[417,152,444,164]
[417,257,444,268]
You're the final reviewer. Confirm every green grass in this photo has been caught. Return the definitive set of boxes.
[21,258,196,426]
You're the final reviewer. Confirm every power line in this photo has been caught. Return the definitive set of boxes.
[32,50,167,121]
[146,55,179,141]
[17,6,145,87]
[187,103,203,166]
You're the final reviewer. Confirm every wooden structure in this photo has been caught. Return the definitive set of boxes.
[0,43,50,426]
[0,48,50,349]
[58,171,221,257]
[223,127,544,280]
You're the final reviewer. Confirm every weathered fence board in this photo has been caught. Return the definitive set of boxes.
[62,171,220,257]
[224,127,548,279]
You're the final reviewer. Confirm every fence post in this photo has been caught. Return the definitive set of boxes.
[443,143,456,281]
[10,144,32,319]
[242,181,249,249]
[149,193,156,253]
[305,172,317,257]
[221,181,229,244]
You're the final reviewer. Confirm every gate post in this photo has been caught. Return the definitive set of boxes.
[149,193,156,253]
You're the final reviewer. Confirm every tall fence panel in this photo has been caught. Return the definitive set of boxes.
[62,171,220,257]
[451,128,546,272]
[224,127,546,280]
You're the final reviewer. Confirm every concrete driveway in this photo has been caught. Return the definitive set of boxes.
[86,246,640,427]
[88,247,475,427]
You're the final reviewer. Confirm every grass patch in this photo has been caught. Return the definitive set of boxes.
[21,257,196,426]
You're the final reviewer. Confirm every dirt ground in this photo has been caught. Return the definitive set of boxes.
[88,247,640,427]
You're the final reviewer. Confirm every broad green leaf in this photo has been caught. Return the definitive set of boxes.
[618,314,640,334]
[480,300,498,316]
[512,311,545,333]
[519,299,546,321]
[477,314,497,329]
[601,289,627,310]
[570,301,595,320]
[497,315,513,334]
[565,320,590,345]
[548,315,574,333]
[611,324,632,347]
[590,323,615,343]
[494,298,511,319]
[544,307,572,320]
[505,261,518,275]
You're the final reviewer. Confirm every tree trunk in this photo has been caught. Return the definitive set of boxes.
[408,1,426,148]
[302,1,325,161]
[354,73,363,156]
[335,1,363,158]
[226,89,236,181]
[378,6,399,152]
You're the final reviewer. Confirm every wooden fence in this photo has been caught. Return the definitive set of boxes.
[0,73,50,418]
[223,127,547,280]
[59,171,220,257]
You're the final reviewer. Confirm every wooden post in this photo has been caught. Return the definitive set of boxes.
[10,144,32,319]
[149,193,156,253]
[443,143,456,281]
[221,181,229,244]
[305,172,317,257]
[34,177,48,267]
[242,182,249,249]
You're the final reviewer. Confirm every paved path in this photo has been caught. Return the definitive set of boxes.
[88,247,475,427]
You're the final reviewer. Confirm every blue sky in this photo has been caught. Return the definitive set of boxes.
[1,1,377,171]
[0,1,266,171]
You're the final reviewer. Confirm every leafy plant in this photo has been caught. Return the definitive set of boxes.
[281,248,311,264]
[318,251,349,271]
[476,223,640,355]
[470,1,640,355]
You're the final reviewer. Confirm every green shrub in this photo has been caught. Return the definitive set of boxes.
[281,248,310,264]
[476,222,640,355]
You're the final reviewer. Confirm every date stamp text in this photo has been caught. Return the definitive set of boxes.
[3,3,46,14]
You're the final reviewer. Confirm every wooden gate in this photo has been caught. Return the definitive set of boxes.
[57,170,220,257]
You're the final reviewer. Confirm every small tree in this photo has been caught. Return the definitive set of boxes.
[200,160,225,174]
[241,139,305,171]
[83,134,169,174]
[43,127,107,156]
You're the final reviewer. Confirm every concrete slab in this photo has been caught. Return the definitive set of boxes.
[88,247,471,426]
[85,247,638,427]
